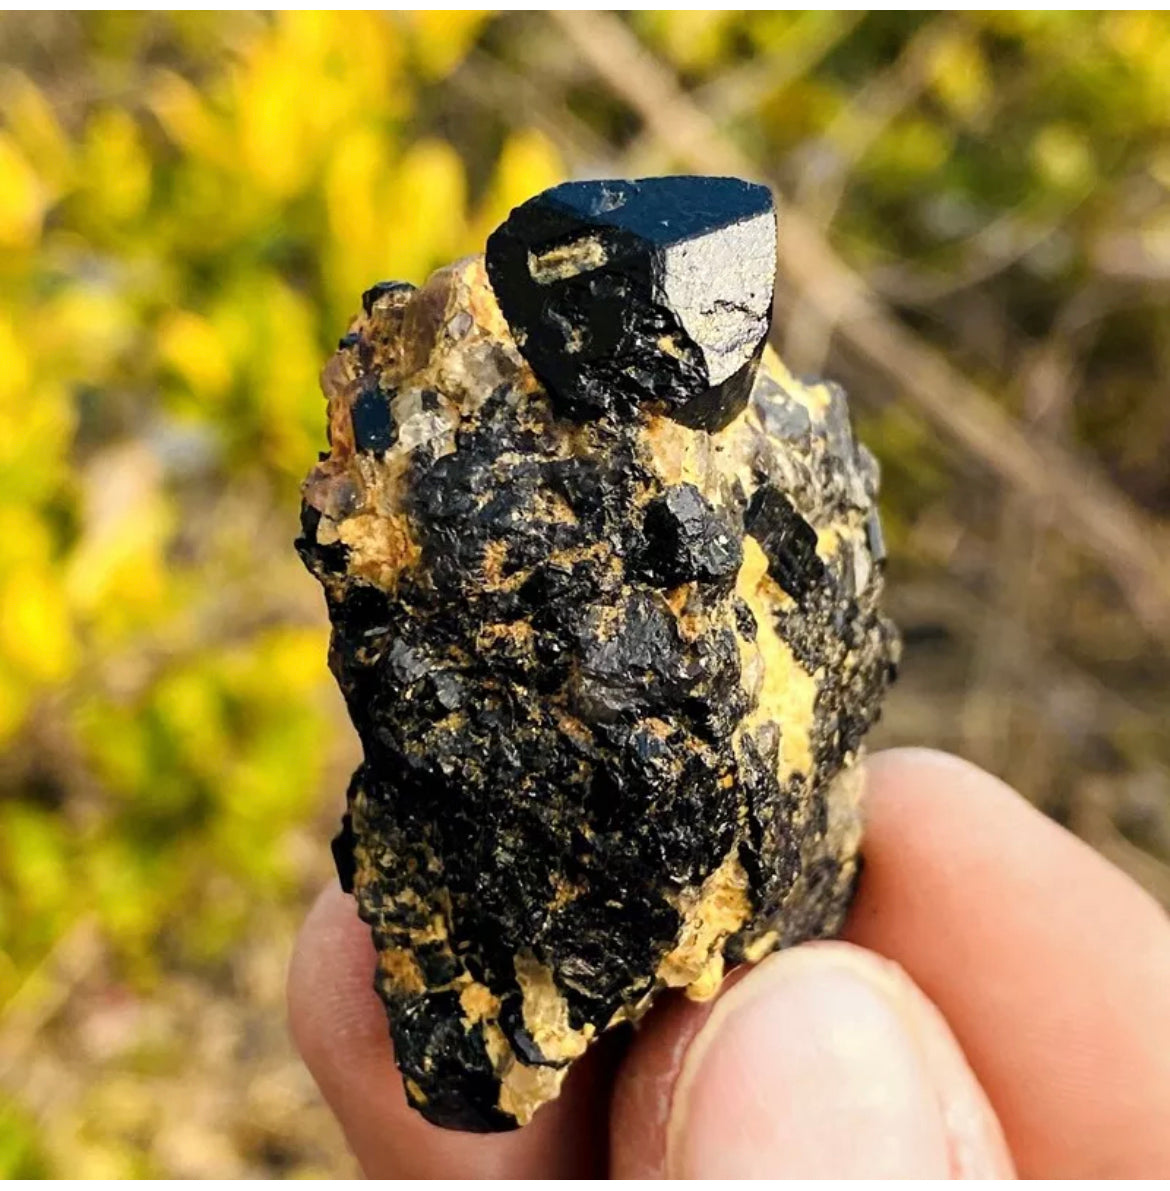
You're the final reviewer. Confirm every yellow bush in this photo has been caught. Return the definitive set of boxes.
[0,13,563,1172]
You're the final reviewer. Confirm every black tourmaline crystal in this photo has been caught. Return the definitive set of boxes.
[296,176,898,1132]
[485,175,776,430]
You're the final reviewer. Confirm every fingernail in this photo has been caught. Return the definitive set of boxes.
[665,942,1011,1179]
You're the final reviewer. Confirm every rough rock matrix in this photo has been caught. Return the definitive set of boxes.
[296,176,898,1132]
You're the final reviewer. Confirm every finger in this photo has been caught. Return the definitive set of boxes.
[844,748,1170,1178]
[287,883,609,1178]
[611,940,1012,1178]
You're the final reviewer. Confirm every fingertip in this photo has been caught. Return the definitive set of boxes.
[854,745,1170,944]
[845,747,1170,1177]
[288,883,386,1080]
[613,940,1010,1179]
[862,746,1026,816]
[666,942,1010,1179]
[609,982,719,1178]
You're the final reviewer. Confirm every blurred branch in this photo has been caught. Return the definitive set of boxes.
[1071,781,1170,909]
[1091,230,1170,283]
[623,12,863,174]
[0,916,101,1088]
[694,12,865,115]
[887,579,1162,733]
[959,287,1101,775]
[453,48,613,168]
[784,15,956,372]
[550,9,1170,644]
[870,189,1098,306]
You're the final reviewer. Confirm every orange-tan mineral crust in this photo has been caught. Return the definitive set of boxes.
[296,177,898,1131]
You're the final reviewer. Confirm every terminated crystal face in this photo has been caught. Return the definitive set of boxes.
[485,176,777,429]
[296,176,898,1133]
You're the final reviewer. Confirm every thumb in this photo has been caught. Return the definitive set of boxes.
[613,941,1014,1178]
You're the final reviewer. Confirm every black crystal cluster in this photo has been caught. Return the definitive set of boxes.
[296,176,898,1132]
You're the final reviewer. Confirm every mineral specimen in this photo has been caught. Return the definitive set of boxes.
[296,176,898,1133]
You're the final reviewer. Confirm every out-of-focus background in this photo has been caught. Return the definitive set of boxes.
[1,10,1169,1176]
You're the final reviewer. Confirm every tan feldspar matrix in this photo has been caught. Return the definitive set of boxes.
[296,176,899,1131]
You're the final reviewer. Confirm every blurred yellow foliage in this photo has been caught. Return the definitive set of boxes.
[928,31,991,126]
[1031,123,1096,193]
[0,12,562,1173]
[0,133,44,248]
[2,9,1169,1177]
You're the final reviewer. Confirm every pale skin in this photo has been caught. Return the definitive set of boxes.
[288,748,1170,1178]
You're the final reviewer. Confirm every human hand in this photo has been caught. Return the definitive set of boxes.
[287,749,1170,1178]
